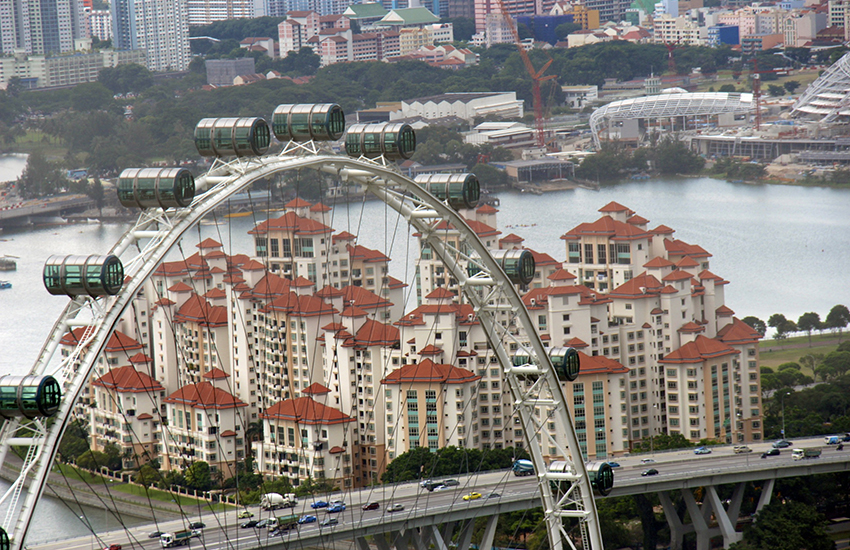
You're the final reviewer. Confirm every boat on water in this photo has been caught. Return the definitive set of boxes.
[0,280,11,289]
[0,257,16,271]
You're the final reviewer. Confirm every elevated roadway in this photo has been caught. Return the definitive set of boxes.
[0,195,93,227]
[30,438,850,550]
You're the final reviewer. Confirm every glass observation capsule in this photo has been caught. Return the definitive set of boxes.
[43,255,124,297]
[117,168,195,209]
[0,375,62,419]
[414,173,480,210]
[585,461,614,496]
[549,347,580,382]
[272,103,345,142]
[511,347,580,382]
[0,526,8,550]
[194,117,271,158]
[345,122,416,160]
[468,249,535,286]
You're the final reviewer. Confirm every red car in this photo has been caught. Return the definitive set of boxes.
[362,502,380,511]
[104,545,122,550]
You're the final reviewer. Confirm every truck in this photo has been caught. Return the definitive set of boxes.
[792,448,821,460]
[160,530,201,548]
[825,436,841,445]
[260,492,297,510]
[512,459,534,476]
[274,514,300,532]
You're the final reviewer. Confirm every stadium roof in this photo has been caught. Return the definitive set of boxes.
[792,52,850,122]
[589,91,754,147]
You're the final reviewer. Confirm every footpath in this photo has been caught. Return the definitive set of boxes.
[0,453,186,521]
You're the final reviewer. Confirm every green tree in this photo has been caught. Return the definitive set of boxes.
[719,84,737,92]
[102,443,123,470]
[184,461,213,491]
[730,500,833,550]
[16,151,68,198]
[517,23,533,40]
[741,316,767,336]
[797,311,822,346]
[767,84,784,96]
[99,64,154,95]
[76,450,109,473]
[653,139,705,174]
[632,432,692,453]
[824,304,850,341]
[783,80,801,93]
[442,17,475,42]
[820,350,850,379]
[69,82,113,112]
[555,22,583,41]
[58,420,90,463]
[135,463,161,486]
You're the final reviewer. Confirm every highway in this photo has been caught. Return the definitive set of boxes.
[29,437,850,550]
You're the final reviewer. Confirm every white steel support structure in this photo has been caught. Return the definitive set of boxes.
[0,144,604,550]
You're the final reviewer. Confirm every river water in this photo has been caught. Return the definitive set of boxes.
[0,154,848,542]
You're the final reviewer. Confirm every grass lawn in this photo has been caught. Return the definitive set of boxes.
[759,332,844,374]
[12,130,67,159]
[692,68,822,95]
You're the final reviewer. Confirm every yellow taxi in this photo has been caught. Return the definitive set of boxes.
[462,492,482,501]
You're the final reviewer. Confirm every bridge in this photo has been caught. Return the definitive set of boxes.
[29,440,850,550]
[0,195,93,227]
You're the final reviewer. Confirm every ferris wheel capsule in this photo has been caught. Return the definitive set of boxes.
[43,254,124,297]
[414,173,480,210]
[117,167,195,209]
[344,122,416,160]
[468,249,535,286]
[272,103,346,142]
[549,347,581,382]
[0,375,62,419]
[194,117,271,158]
[585,461,614,496]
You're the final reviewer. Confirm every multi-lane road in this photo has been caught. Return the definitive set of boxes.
[30,436,850,550]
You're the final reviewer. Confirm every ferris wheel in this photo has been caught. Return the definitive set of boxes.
[0,104,609,550]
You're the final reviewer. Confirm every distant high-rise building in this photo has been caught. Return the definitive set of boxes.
[87,8,112,40]
[111,0,191,71]
[0,0,86,55]
[186,0,262,26]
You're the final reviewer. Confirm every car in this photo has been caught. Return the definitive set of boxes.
[733,445,752,454]
[487,492,501,499]
[238,510,254,519]
[298,515,317,524]
[420,479,434,488]
[422,480,443,491]
[268,529,282,538]
[103,545,122,550]
[433,484,452,491]
[363,502,380,511]
[442,479,460,487]
[640,458,656,464]
[255,519,271,529]
[327,503,346,513]
[761,448,781,458]
[320,518,339,527]
[462,492,482,501]
[606,461,621,468]
[330,499,345,506]
[694,446,712,455]
[311,501,329,509]
[641,468,659,476]
[387,503,405,513]
[773,439,793,449]
[148,531,164,539]
[189,522,206,530]
[241,520,259,529]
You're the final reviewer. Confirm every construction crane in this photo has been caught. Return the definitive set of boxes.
[494,0,555,147]
[750,59,791,130]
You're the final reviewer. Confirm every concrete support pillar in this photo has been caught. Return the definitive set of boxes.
[411,528,430,550]
[430,525,449,550]
[375,533,393,550]
[441,521,456,547]
[393,529,411,550]
[456,519,475,550]
[706,484,743,548]
[480,512,500,550]
[356,536,372,550]
[754,478,775,520]
[659,490,688,550]
[682,488,711,550]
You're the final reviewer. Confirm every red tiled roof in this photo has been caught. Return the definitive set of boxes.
[381,359,479,385]
[129,352,152,364]
[153,260,189,277]
[168,281,193,293]
[419,344,443,356]
[221,430,237,437]
[598,201,634,215]
[174,294,228,327]
[664,238,711,259]
[343,285,393,311]
[627,214,649,225]
[652,224,675,235]
[285,197,312,208]
[310,202,332,212]
[164,381,247,410]
[716,305,735,316]
[575,351,628,375]
[477,204,498,214]
[609,272,663,298]
[353,319,399,346]
[332,231,357,243]
[659,335,739,364]
[197,238,222,249]
[677,321,705,333]
[303,382,331,395]
[566,337,588,348]
[204,288,226,299]
[717,317,762,345]
[561,215,650,242]
[426,288,455,300]
[644,257,675,268]
[548,268,577,281]
[93,366,164,393]
[262,396,352,425]
[675,256,700,269]
[329,446,345,454]
[203,367,230,380]
[662,270,693,282]
[347,244,390,263]
[137,413,153,420]
[499,233,524,243]
[249,211,333,236]
[251,272,292,300]
[316,286,345,298]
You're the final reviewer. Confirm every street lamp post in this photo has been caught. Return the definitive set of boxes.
[781,391,791,440]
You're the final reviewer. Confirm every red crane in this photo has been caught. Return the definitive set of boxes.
[494,0,555,147]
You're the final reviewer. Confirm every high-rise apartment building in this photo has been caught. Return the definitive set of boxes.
[111,0,191,71]
[186,0,260,26]
[0,0,86,55]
